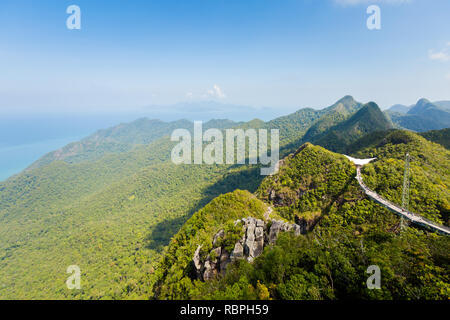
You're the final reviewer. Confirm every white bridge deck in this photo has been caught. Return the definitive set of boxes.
[344,155,450,235]
[355,166,450,235]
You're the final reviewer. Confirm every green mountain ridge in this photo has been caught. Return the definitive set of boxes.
[310,102,393,153]
[420,128,450,150]
[154,133,450,300]
[28,118,241,170]
[301,95,362,142]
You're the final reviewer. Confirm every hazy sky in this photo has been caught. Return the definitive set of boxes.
[1,0,449,115]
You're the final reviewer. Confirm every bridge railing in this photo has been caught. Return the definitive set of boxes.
[356,167,450,235]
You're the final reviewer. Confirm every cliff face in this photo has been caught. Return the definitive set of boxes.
[193,217,302,281]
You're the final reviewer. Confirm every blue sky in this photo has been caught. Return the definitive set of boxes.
[0,0,449,115]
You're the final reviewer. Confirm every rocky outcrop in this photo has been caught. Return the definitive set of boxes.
[192,217,302,281]
[267,220,302,245]
[229,218,265,263]
[268,189,298,207]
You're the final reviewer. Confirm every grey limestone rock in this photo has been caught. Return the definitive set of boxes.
[193,217,303,281]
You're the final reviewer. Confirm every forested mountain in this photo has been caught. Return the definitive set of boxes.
[0,144,263,299]
[301,95,362,142]
[28,118,241,169]
[308,102,393,153]
[154,130,450,300]
[0,117,254,299]
[409,98,450,117]
[0,96,448,300]
[388,99,450,132]
[263,108,324,145]
[420,128,450,150]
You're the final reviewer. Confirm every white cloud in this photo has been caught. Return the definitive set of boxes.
[334,0,410,5]
[187,85,227,100]
[429,43,450,62]
[429,51,450,62]
[446,73,450,80]
[205,84,226,99]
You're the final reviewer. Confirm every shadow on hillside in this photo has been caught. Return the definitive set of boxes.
[144,165,265,252]
[205,165,264,196]
[145,215,190,252]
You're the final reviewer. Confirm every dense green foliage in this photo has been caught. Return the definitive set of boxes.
[0,121,262,299]
[301,95,362,142]
[420,128,450,150]
[0,103,312,299]
[264,108,325,146]
[0,158,261,299]
[29,118,240,169]
[352,130,450,226]
[197,229,449,300]
[256,144,355,223]
[1,96,448,300]
[154,132,449,300]
[312,103,393,153]
[154,190,268,299]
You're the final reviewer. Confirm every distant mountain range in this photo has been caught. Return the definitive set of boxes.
[388,104,412,114]
[303,99,393,153]
[28,96,393,171]
[386,99,450,132]
[28,97,450,171]
[388,100,450,114]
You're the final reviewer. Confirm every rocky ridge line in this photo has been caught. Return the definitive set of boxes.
[193,217,304,281]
